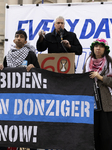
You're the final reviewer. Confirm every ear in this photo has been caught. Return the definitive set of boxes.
[13,39,16,44]
[24,41,27,44]
[54,22,56,28]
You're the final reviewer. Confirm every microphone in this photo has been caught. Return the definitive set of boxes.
[60,28,64,41]
[59,28,68,52]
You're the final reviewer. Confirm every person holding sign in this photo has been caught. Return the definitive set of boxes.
[36,16,82,55]
[0,30,40,71]
[83,38,112,150]
[0,30,40,150]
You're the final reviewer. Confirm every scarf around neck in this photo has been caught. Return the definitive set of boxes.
[6,43,36,67]
[89,56,106,74]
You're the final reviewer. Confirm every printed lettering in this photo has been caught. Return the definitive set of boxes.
[0,99,9,114]
[94,18,110,38]
[35,99,44,115]
[66,19,79,32]
[80,19,95,39]
[18,18,112,40]
[0,72,47,89]
[46,100,54,116]
[0,125,38,143]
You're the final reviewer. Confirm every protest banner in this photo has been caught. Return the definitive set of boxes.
[0,68,94,149]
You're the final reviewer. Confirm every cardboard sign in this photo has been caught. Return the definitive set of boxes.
[38,53,75,74]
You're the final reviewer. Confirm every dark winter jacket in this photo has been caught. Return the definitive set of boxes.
[36,29,82,55]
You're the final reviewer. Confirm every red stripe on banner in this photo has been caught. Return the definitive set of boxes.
[7,147,17,150]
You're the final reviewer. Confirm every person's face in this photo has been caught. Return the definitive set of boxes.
[94,44,105,59]
[54,18,65,33]
[13,34,27,49]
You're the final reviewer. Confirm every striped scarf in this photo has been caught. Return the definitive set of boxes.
[89,56,106,74]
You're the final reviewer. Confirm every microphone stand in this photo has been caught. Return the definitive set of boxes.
[60,28,68,52]
[61,41,68,52]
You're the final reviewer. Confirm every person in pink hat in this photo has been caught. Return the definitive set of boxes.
[83,38,112,150]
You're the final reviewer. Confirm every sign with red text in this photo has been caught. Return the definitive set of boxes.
[38,53,75,74]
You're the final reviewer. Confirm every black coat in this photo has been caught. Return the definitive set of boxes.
[36,29,82,55]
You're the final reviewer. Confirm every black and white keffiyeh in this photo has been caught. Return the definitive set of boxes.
[6,43,36,67]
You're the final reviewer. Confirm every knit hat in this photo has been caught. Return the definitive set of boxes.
[90,38,110,54]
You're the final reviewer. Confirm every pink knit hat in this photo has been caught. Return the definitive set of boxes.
[90,38,110,54]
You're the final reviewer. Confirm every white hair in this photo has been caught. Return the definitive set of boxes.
[54,16,65,24]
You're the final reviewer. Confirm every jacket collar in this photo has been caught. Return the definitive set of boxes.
[51,28,68,37]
